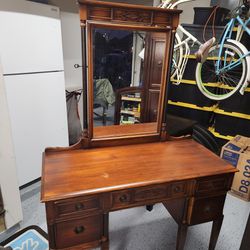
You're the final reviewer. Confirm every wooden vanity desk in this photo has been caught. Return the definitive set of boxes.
[41,1,237,249]
[41,139,236,250]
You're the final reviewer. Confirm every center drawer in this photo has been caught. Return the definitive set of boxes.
[55,214,103,249]
[111,181,189,209]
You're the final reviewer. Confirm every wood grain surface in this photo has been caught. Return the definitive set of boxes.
[41,139,236,202]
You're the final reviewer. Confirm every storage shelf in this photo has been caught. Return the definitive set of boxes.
[120,109,140,118]
[121,96,141,102]
[214,107,250,120]
[170,78,250,92]
[168,100,217,112]
[208,126,233,141]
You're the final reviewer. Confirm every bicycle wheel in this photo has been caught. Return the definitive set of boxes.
[195,41,248,100]
[171,33,183,78]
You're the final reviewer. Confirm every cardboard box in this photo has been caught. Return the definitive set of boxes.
[220,135,250,201]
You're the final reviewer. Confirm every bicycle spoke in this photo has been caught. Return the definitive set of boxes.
[196,42,247,100]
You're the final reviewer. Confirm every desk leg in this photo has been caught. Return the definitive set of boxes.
[176,224,188,250]
[208,215,224,250]
[101,213,109,250]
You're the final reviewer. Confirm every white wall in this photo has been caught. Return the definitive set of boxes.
[0,62,23,229]
[218,0,239,10]
[178,0,211,24]
[60,12,82,90]
[60,11,83,125]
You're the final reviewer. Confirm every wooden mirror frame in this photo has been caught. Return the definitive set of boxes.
[78,0,181,148]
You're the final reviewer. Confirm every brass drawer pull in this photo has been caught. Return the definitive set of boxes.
[75,203,84,211]
[119,194,128,202]
[74,226,85,234]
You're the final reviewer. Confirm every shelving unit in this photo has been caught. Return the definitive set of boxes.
[114,87,144,125]
[167,23,250,149]
[119,94,142,125]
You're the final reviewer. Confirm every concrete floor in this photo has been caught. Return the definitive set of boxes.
[1,181,250,250]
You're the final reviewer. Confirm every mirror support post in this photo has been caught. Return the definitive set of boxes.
[81,23,89,143]
[161,29,177,140]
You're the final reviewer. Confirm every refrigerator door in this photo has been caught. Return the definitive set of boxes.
[4,71,69,186]
[0,0,64,74]
[0,62,22,229]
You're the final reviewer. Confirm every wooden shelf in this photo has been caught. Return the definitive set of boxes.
[121,96,141,102]
[120,109,140,118]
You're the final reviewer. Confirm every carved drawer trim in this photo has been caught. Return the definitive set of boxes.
[113,8,151,24]
[111,181,191,209]
[134,184,168,202]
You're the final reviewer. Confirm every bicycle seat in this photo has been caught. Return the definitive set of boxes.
[195,37,216,63]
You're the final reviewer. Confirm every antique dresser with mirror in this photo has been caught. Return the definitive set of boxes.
[41,1,237,250]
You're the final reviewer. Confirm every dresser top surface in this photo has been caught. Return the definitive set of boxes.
[41,139,236,202]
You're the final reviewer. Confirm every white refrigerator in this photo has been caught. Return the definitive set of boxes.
[0,0,69,186]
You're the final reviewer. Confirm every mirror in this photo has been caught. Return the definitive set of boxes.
[89,25,167,139]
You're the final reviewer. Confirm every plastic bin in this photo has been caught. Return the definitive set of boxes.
[214,113,250,137]
[219,91,250,115]
[167,101,214,126]
[182,23,225,46]
[168,81,216,108]
[193,7,230,26]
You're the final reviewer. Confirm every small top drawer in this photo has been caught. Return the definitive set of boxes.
[169,181,188,197]
[54,196,101,218]
[195,175,231,196]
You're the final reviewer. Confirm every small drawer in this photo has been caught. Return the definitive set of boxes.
[55,214,103,249]
[189,195,226,225]
[196,175,230,195]
[169,181,187,197]
[54,196,101,218]
[112,190,132,209]
[134,184,168,202]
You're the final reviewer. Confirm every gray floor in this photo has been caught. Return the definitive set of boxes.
[1,181,250,250]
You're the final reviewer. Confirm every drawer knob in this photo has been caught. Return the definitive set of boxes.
[75,203,84,211]
[74,226,85,234]
[174,186,181,192]
[204,206,211,213]
[119,194,128,202]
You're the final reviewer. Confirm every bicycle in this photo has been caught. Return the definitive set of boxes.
[160,0,202,84]
[195,0,250,100]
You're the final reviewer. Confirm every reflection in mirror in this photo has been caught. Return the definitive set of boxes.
[92,27,166,137]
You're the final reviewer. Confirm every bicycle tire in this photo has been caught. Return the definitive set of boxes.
[195,41,248,101]
[192,124,220,155]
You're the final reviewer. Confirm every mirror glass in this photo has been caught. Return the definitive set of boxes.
[91,27,166,138]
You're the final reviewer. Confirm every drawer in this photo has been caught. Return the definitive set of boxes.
[55,214,103,249]
[195,175,230,195]
[54,196,101,218]
[169,181,188,197]
[189,195,226,225]
[112,190,133,209]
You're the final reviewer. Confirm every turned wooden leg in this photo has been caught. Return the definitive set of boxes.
[101,213,109,250]
[146,205,154,211]
[101,241,109,250]
[209,215,224,250]
[176,224,188,250]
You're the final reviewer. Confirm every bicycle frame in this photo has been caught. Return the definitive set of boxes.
[160,0,201,84]
[216,15,250,75]
[173,25,201,84]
